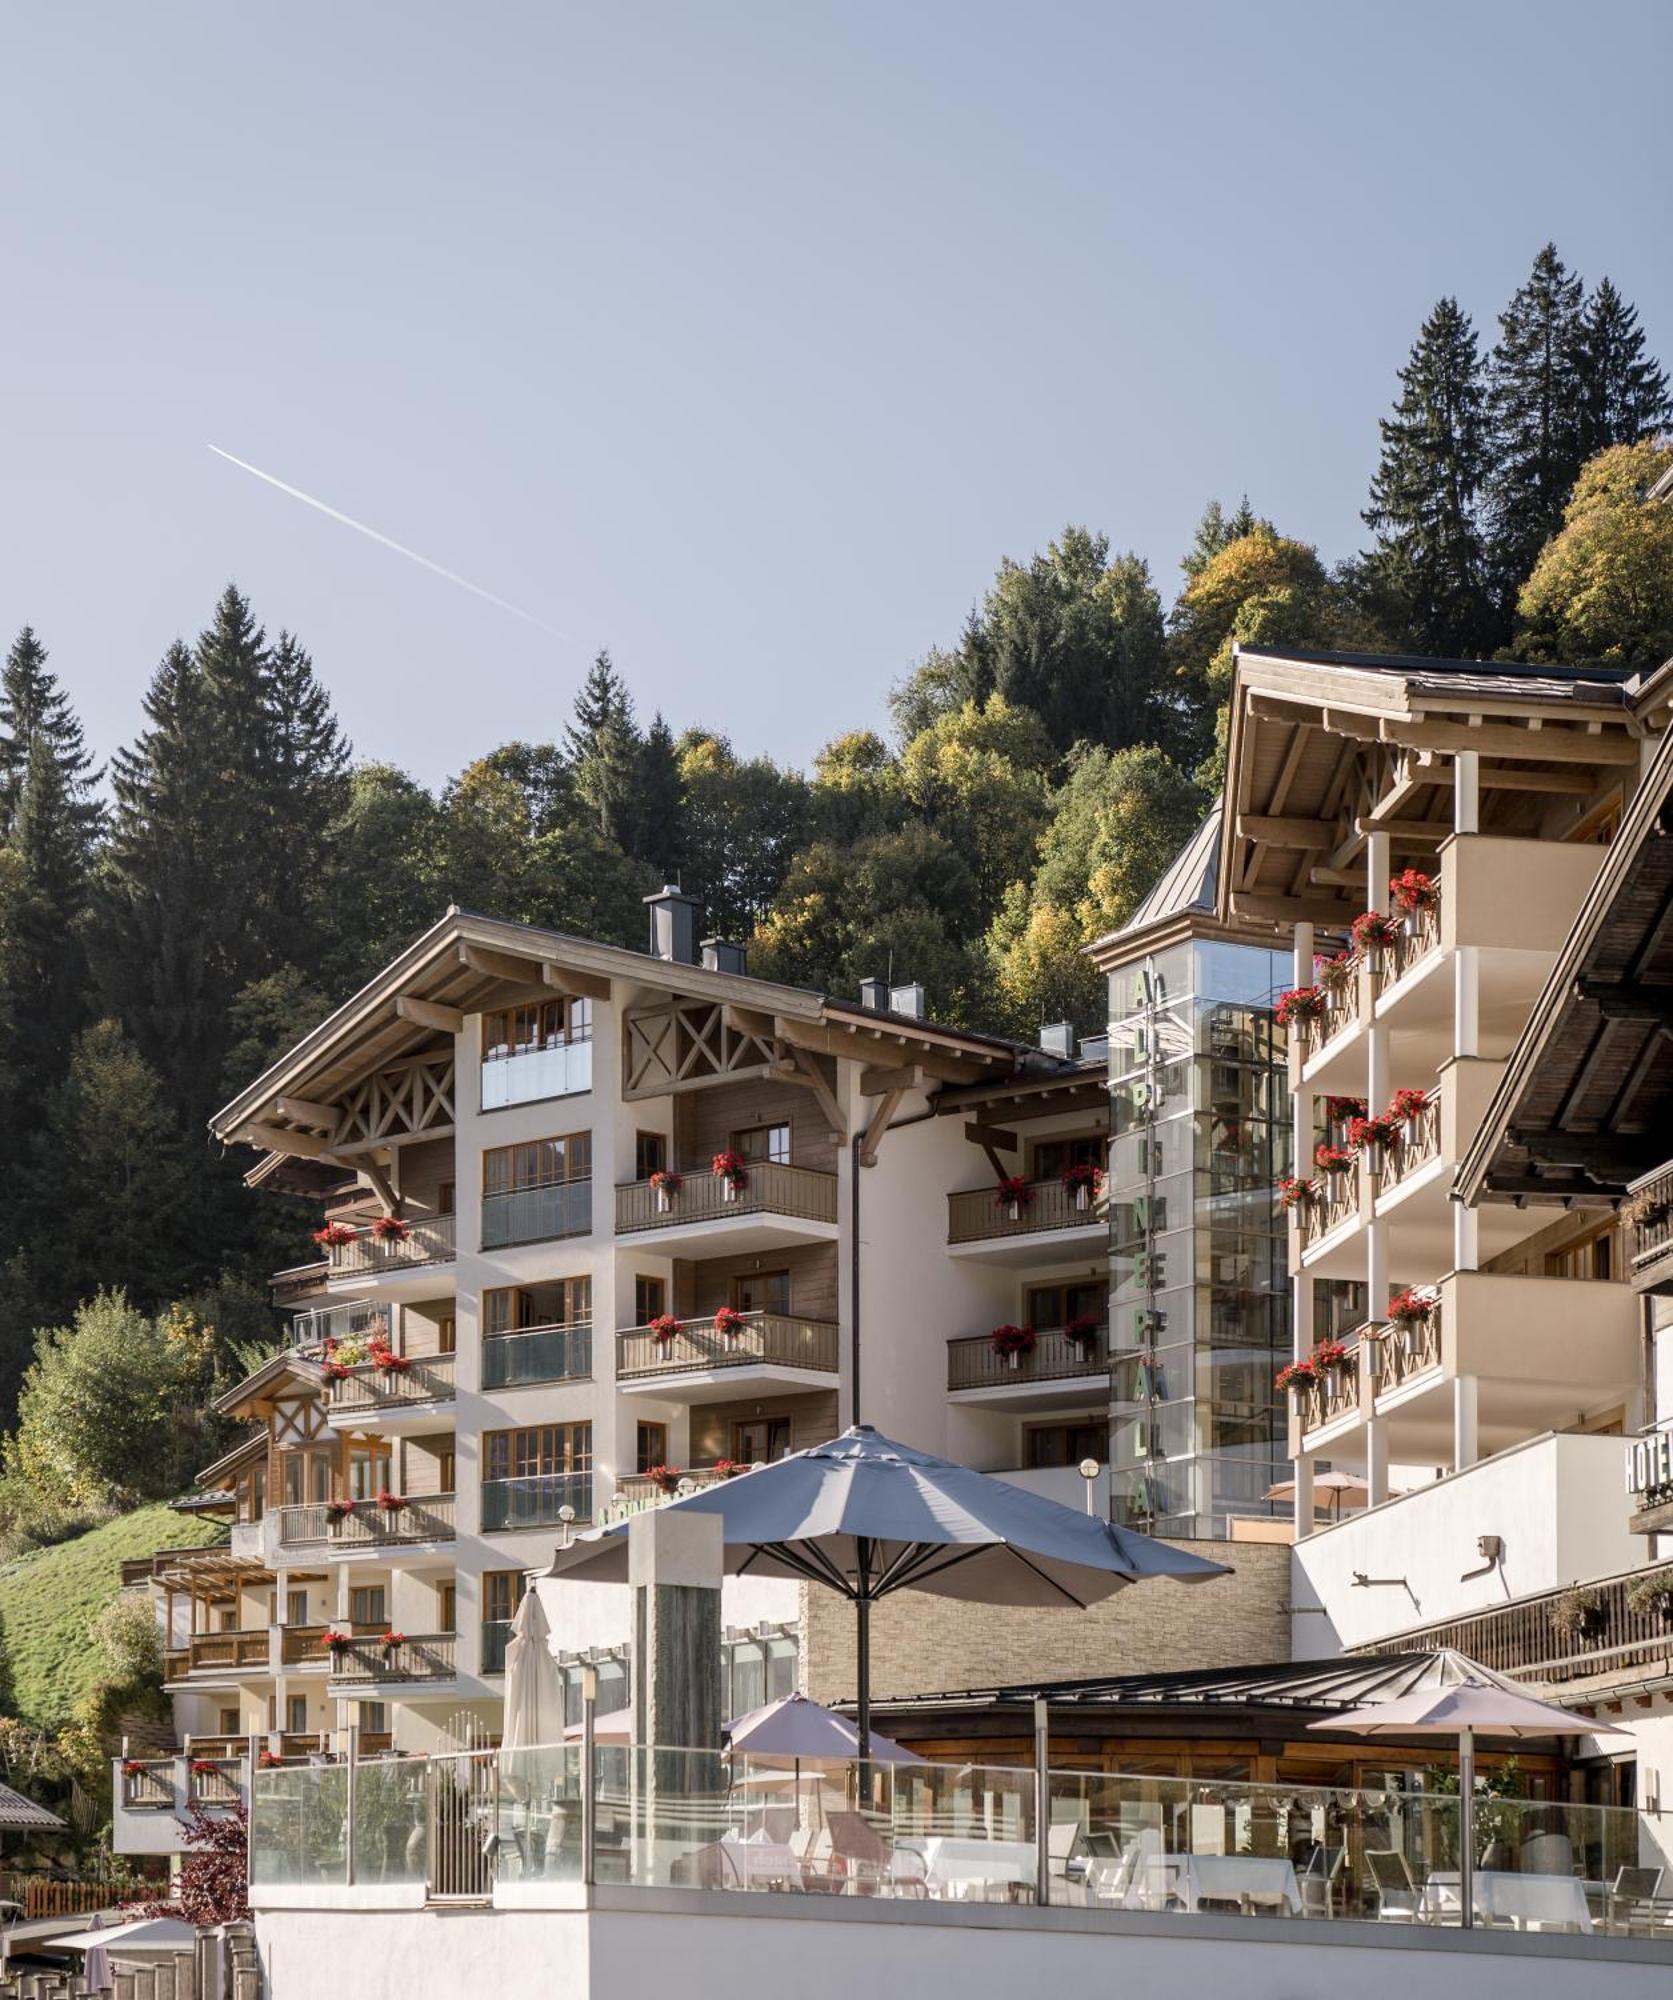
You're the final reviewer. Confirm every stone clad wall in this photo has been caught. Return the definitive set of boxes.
[798,1538,1291,1701]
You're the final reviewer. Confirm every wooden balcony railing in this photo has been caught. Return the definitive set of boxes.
[1372,1091,1443,1199]
[184,1630,270,1672]
[187,1757,244,1806]
[613,1467,735,1506]
[1298,1166,1359,1249]
[1627,1163,1673,1291]
[120,1761,174,1810]
[616,1312,839,1381]
[1376,897,1442,990]
[1378,1559,1673,1687]
[947,1178,1106,1246]
[327,1633,457,1686]
[946,1327,1105,1393]
[279,1621,386,1667]
[330,1351,457,1412]
[275,1492,456,1550]
[1298,1341,1364,1434]
[615,1163,838,1235]
[1371,1300,1444,1398]
[1298,958,1363,1060]
[271,1261,329,1305]
[325,1214,456,1279]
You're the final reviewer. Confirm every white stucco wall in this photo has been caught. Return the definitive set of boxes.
[1292,1430,1641,1655]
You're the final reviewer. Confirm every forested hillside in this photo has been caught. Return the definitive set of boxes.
[0,241,1669,1560]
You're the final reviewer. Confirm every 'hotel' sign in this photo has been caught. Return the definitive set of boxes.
[1627,1431,1673,1502]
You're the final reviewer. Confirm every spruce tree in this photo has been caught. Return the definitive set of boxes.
[1486,244,1587,609]
[0,627,99,840]
[631,713,686,881]
[1576,278,1672,455]
[565,650,641,848]
[1363,297,1495,657]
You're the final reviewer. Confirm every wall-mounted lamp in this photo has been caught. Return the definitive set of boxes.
[1460,1534,1504,1583]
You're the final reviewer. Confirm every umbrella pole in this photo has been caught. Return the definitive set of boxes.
[855,1538,873,1779]
[1458,1726,1474,1931]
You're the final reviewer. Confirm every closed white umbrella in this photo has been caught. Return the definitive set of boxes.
[500,1585,564,1753]
[551,1423,1228,1755]
[1308,1648,1625,1928]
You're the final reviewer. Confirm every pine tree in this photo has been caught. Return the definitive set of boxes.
[1486,244,1587,608]
[631,713,686,880]
[262,630,350,969]
[1363,297,1495,657]
[565,650,641,848]
[0,627,99,840]
[1179,497,1265,581]
[1576,278,1672,455]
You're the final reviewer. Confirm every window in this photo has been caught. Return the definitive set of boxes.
[283,1456,304,1509]
[437,1181,456,1216]
[437,1582,456,1634]
[635,1274,667,1325]
[358,1702,388,1736]
[481,1570,528,1674]
[636,1131,668,1180]
[1031,1134,1105,1181]
[438,1448,456,1492]
[731,1417,791,1464]
[219,1708,241,1737]
[482,998,592,1061]
[732,1270,791,1315]
[636,1422,669,1474]
[438,1315,457,1354]
[1025,1421,1109,1469]
[1546,1220,1619,1282]
[1026,1281,1108,1331]
[731,1122,790,1166]
[482,1134,593,1247]
[219,1606,239,1632]
[285,1695,308,1734]
[348,1443,393,1500]
[349,1586,387,1627]
[482,1424,593,1528]
[249,1464,266,1521]
[285,1589,309,1627]
[484,1278,591,1334]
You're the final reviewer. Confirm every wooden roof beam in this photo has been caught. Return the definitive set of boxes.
[1381,719,1639,765]
[1228,890,1357,925]
[238,1121,327,1158]
[860,1063,926,1097]
[1575,978,1673,1023]
[395,994,464,1035]
[274,1095,338,1130]
[459,942,547,985]
[543,963,612,1003]
[1234,814,1331,849]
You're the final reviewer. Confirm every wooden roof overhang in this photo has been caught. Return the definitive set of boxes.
[214,909,1037,1184]
[1216,648,1638,933]
[1459,726,1673,1208]
[149,1547,275,1595]
[933,1067,1108,1125]
[213,1353,324,1422]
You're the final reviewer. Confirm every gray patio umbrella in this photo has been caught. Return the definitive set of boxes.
[547,1424,1228,1754]
[1307,1648,1625,1929]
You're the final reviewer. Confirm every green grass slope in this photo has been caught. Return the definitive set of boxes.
[0,1504,227,1729]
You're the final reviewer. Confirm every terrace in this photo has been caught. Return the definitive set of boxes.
[946,1178,1107,1261]
[616,1312,840,1399]
[946,1326,1107,1408]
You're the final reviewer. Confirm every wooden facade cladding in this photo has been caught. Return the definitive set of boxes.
[673,1074,839,1176]
[670,1242,839,1322]
[623,1001,778,1099]
[687,1389,839,1463]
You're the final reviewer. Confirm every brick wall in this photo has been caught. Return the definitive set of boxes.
[799,1539,1291,1702]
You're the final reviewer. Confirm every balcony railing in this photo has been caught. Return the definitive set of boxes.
[179,1630,270,1673]
[947,1178,1106,1246]
[1376,896,1442,989]
[480,1038,592,1111]
[271,1261,329,1305]
[291,1300,389,1348]
[1371,1300,1444,1397]
[327,1633,457,1686]
[1372,1092,1442,1199]
[1298,956,1362,1060]
[326,1215,456,1279]
[1298,1165,1358,1249]
[1379,1558,1673,1687]
[120,1760,175,1810]
[330,1351,456,1412]
[615,1163,838,1235]
[1628,1162,1673,1290]
[275,1493,456,1550]
[481,1180,591,1251]
[946,1326,1105,1393]
[188,1757,244,1807]
[616,1312,839,1382]
[613,1467,735,1506]
[481,1323,592,1390]
[481,1472,592,1533]
[1299,1341,1364,1433]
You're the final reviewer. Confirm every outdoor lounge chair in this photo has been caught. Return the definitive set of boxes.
[1607,1865,1669,1935]
[1365,1849,1424,1922]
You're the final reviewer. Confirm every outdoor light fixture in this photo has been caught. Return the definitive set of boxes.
[554,1502,577,1551]
[1078,1457,1101,1514]
[1460,1533,1504,1582]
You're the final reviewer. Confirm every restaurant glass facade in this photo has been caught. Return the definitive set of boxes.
[1106,938,1291,1538]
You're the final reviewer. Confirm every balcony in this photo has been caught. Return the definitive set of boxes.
[326,1352,456,1431]
[613,1466,736,1507]
[482,1180,591,1252]
[614,1163,838,1255]
[615,1312,840,1401]
[325,1215,456,1298]
[946,1327,1107,1412]
[481,1472,592,1533]
[1296,955,1365,1072]
[1296,1335,1366,1442]
[1627,1161,1673,1295]
[946,1179,1106,1264]
[274,1493,456,1553]
[1371,1300,1445,1403]
[165,1630,271,1681]
[480,1038,592,1112]
[272,1261,329,1307]
[327,1633,457,1688]
[1293,1431,1646,1654]
[481,1323,592,1391]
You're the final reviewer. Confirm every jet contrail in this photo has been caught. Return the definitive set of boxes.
[208,445,573,641]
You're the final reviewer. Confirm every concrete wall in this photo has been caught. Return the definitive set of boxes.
[254,1893,1673,2000]
[800,1539,1289,1701]
[1292,1431,1641,1655]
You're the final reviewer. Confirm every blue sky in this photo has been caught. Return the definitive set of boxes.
[3,1,1669,786]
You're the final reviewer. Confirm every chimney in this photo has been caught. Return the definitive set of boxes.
[701,937,748,977]
[858,977,888,1011]
[644,885,699,964]
[1039,1022,1076,1059]
[888,982,926,1021]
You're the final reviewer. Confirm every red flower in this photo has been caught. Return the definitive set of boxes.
[1060,1162,1104,1194]
[1347,1114,1399,1150]
[1389,1086,1430,1122]
[326,1499,355,1521]
[1063,1314,1102,1344]
[1276,986,1328,1026]
[712,1458,743,1477]
[1277,1175,1317,1211]
[1313,1141,1356,1174]
[1275,1357,1318,1390]
[645,1464,683,1493]
[993,1175,1033,1208]
[1350,909,1401,953]
[122,1759,148,1778]
[711,1150,749,1187]
[380,1631,406,1649]
[313,1221,359,1249]
[1390,867,1439,913]
[1386,1288,1434,1325]
[649,1313,683,1344]
[1324,1096,1366,1122]
[989,1323,1036,1358]
[1312,1339,1350,1369]
[190,1758,222,1777]
[649,1168,683,1194]
[322,1629,352,1651]
[371,1214,411,1243]
[375,1490,407,1511]
[258,1750,284,1770]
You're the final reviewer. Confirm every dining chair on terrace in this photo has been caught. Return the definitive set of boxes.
[1364,1849,1425,1923]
